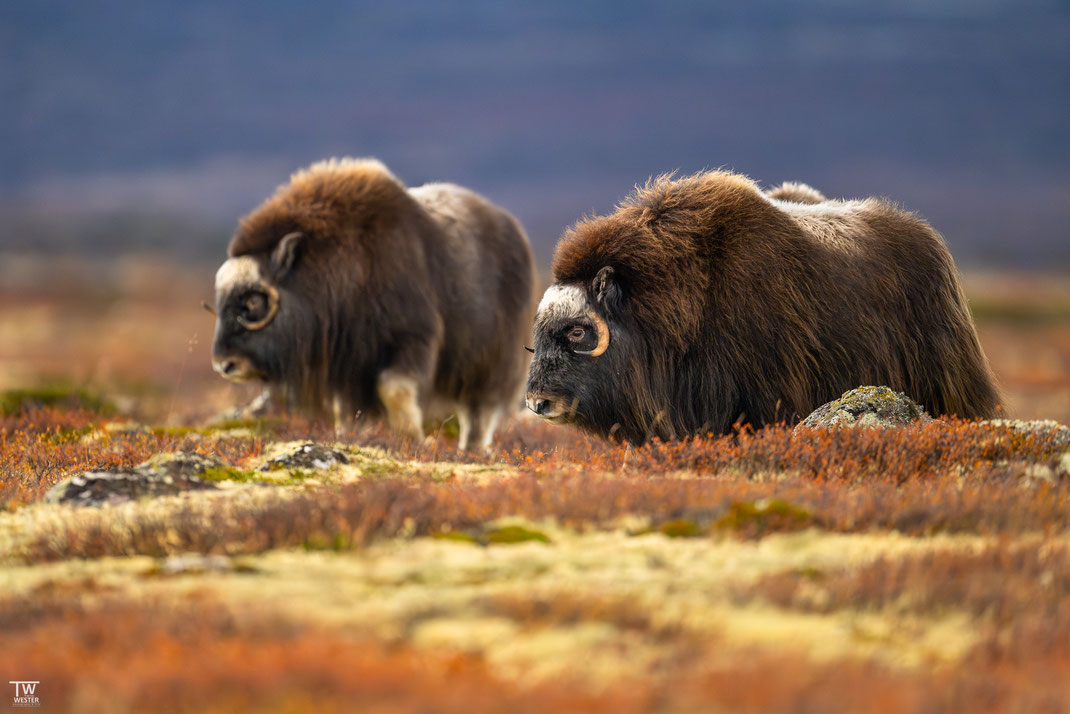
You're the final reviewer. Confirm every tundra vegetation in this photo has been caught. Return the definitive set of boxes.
[1,258,1069,713]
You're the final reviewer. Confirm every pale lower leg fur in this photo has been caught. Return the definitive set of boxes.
[456,410,472,452]
[467,408,502,453]
[332,394,347,437]
[376,372,425,441]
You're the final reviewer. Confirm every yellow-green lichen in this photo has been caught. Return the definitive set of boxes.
[197,467,262,483]
[658,519,702,538]
[716,499,813,534]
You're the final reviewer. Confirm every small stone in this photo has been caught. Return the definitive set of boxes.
[259,443,350,472]
[983,419,1070,448]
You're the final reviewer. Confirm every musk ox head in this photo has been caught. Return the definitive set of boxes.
[526,265,664,442]
[207,158,411,413]
[210,231,315,388]
[524,174,723,444]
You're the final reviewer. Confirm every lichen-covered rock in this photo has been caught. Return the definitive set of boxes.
[983,419,1070,449]
[138,452,226,477]
[259,443,350,472]
[45,452,222,507]
[795,386,933,434]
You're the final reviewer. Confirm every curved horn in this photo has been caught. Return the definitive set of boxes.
[575,310,610,357]
[237,283,279,331]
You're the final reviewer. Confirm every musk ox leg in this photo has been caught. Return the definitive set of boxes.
[331,394,372,438]
[376,371,425,441]
[332,394,345,437]
[463,407,502,454]
[456,410,472,452]
[246,389,275,417]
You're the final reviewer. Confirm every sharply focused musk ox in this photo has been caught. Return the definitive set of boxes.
[525,171,999,443]
[210,158,535,450]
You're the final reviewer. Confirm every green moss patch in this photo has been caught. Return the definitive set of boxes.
[484,525,552,545]
[658,519,703,538]
[716,499,813,536]
[1,385,114,416]
[302,532,353,552]
[433,530,481,544]
[41,425,96,445]
[197,466,262,483]
[148,418,283,439]
[432,525,552,546]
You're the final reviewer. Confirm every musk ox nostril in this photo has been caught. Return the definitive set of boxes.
[525,395,547,415]
[212,358,239,377]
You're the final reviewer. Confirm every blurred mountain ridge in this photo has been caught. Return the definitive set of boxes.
[2,0,1068,265]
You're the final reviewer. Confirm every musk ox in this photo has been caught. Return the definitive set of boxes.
[525,170,999,443]
[210,158,535,450]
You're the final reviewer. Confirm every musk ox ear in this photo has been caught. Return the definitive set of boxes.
[592,265,622,312]
[270,232,305,279]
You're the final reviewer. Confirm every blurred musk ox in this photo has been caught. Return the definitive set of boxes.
[526,171,999,443]
[210,158,535,450]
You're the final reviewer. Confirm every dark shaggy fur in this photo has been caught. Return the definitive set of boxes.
[212,158,535,449]
[526,170,999,443]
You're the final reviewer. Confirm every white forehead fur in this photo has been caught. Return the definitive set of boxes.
[537,284,589,322]
[215,256,263,293]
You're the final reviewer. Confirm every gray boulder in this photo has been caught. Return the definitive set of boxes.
[795,386,933,433]
[45,452,222,507]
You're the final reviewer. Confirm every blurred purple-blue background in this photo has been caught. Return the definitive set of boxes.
[3,0,1068,266]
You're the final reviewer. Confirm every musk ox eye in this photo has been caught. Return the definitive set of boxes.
[568,327,586,342]
[243,292,268,320]
[233,284,280,331]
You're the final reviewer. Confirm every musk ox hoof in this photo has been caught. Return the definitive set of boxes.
[210,389,276,424]
[795,386,933,435]
[46,452,223,507]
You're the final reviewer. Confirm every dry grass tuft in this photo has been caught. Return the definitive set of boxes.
[750,538,1070,623]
